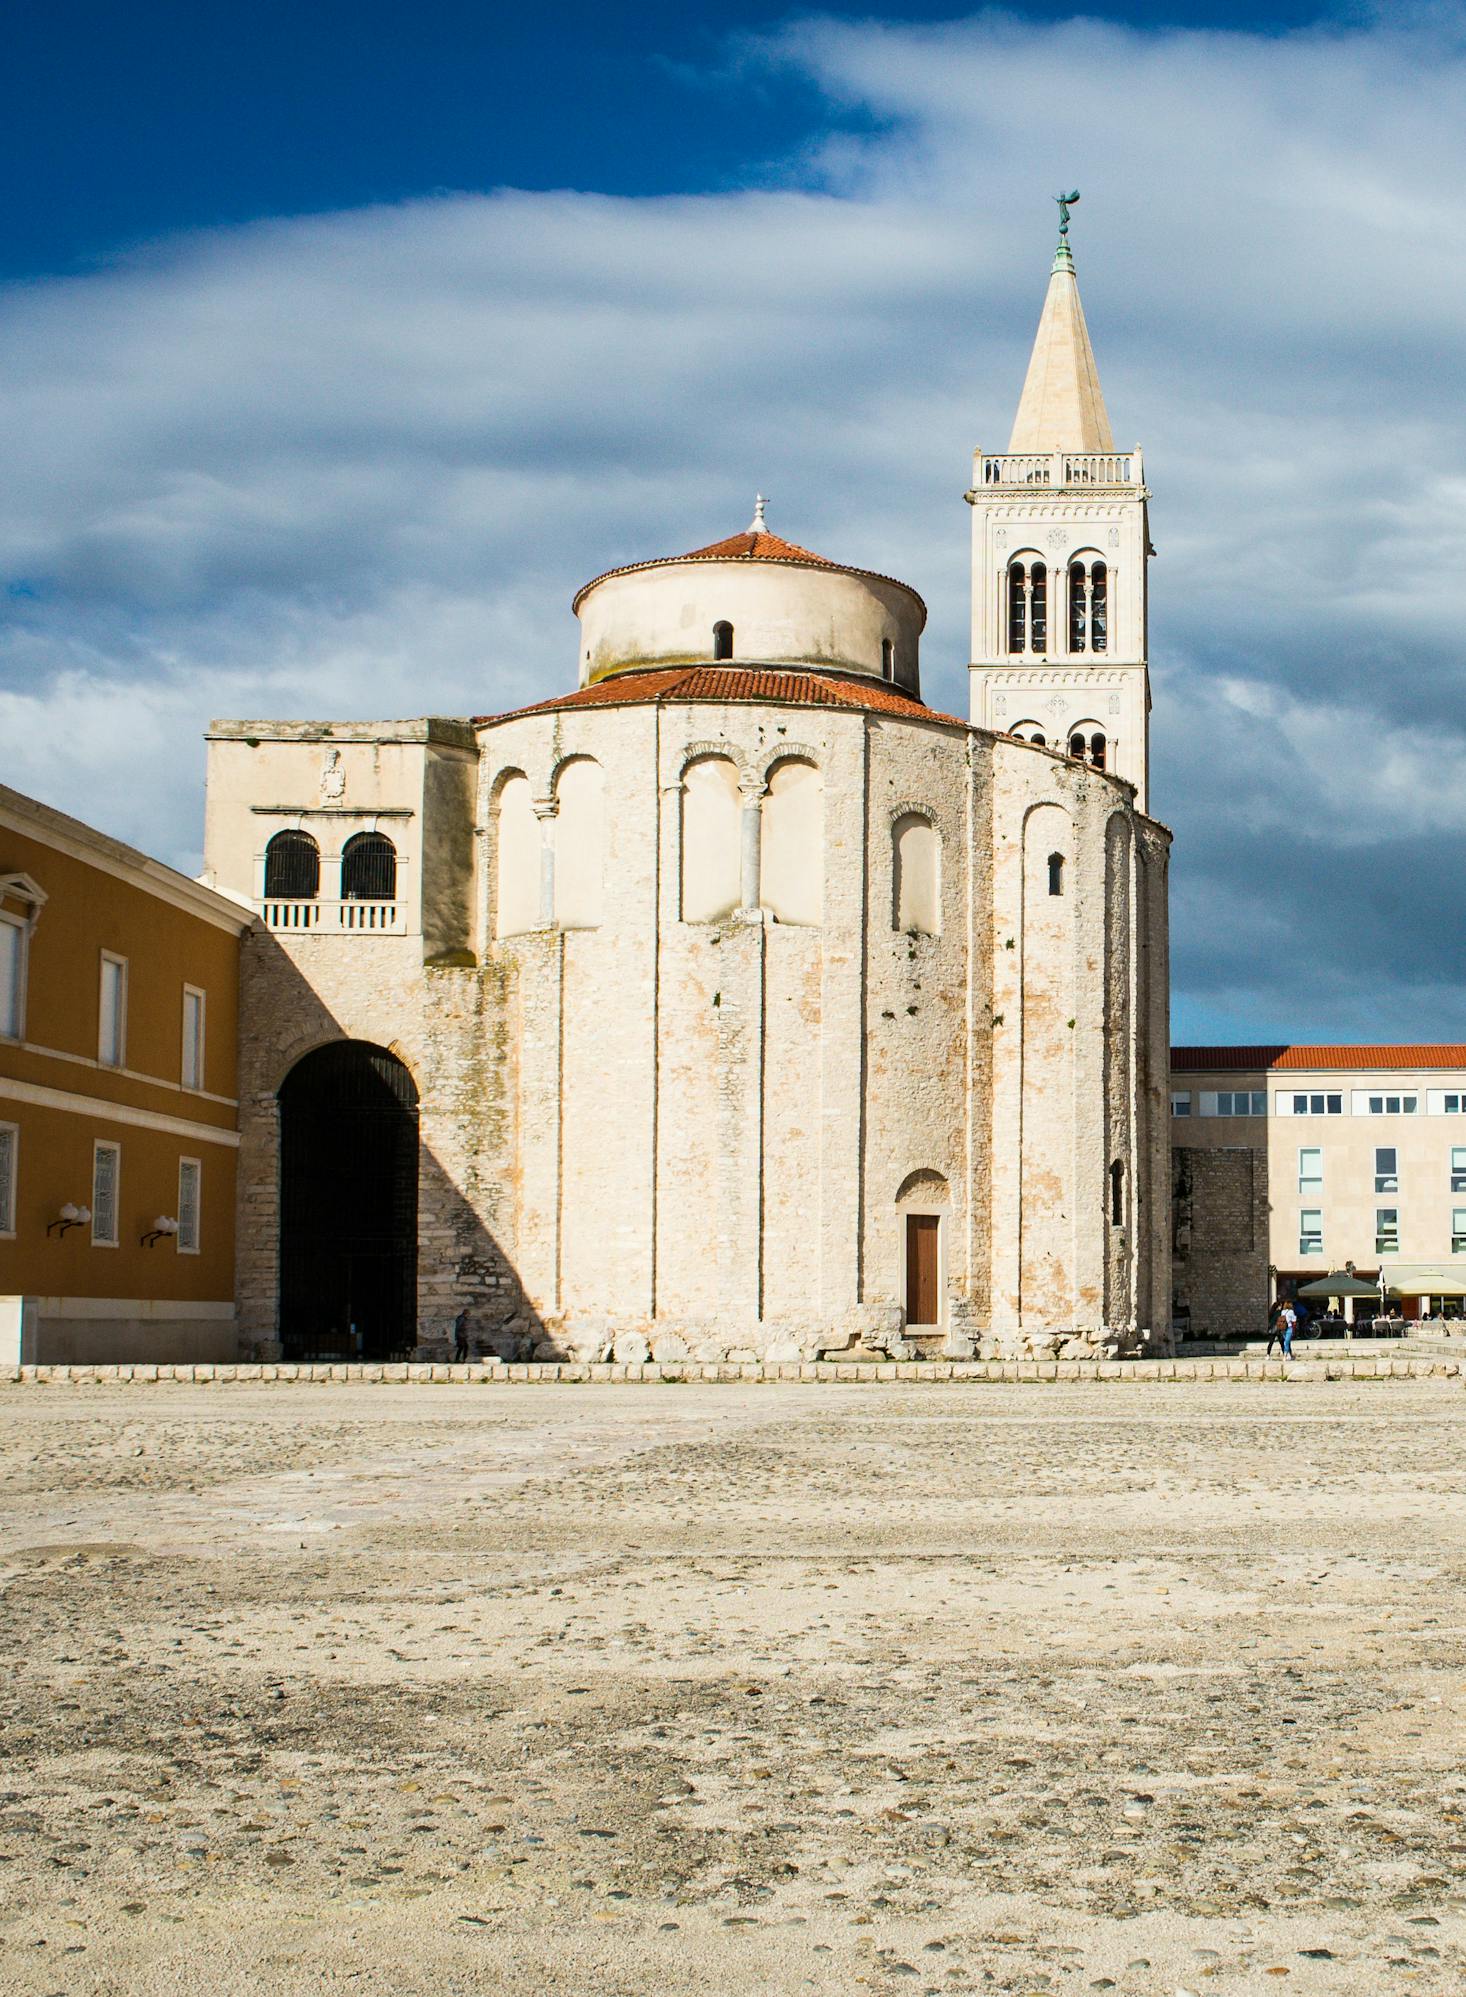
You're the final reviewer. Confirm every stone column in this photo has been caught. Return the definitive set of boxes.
[534,796,557,926]
[738,773,765,913]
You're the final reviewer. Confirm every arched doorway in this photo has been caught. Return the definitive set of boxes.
[278,1041,419,1360]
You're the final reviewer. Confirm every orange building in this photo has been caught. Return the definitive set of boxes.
[0,783,251,1362]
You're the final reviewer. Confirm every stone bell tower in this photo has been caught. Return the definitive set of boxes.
[967,199,1153,811]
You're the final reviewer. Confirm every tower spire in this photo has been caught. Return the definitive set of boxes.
[1007,193,1114,454]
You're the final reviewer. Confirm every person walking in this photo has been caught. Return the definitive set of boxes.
[452,1309,469,1363]
[1279,1301,1297,1360]
[1265,1300,1285,1357]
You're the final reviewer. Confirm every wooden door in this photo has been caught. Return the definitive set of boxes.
[905,1214,940,1326]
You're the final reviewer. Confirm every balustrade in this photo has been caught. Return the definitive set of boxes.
[261,898,404,933]
[977,450,1139,489]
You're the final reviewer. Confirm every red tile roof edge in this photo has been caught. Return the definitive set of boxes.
[1172,1044,1466,1073]
[569,549,928,620]
[475,665,969,729]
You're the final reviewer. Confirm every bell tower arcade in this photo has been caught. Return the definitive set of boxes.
[967,200,1153,811]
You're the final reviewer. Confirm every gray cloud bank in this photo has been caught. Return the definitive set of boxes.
[2,7,1463,1041]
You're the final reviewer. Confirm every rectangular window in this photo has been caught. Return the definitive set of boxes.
[1366,1094,1418,1115]
[1374,1146,1398,1194]
[1200,1090,1267,1117]
[0,1122,16,1236]
[91,1140,120,1246]
[1375,1207,1399,1255]
[1288,1092,1343,1116]
[181,986,206,1091]
[1299,1209,1323,1256]
[1446,1094,1464,1114]
[1170,1092,1192,1117]
[177,1157,201,1254]
[98,953,127,1068]
[1452,1147,1466,1195]
[1298,1146,1322,1193]
[0,915,24,1039]
[1454,1208,1466,1255]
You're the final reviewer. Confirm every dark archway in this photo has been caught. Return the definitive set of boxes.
[278,1041,419,1360]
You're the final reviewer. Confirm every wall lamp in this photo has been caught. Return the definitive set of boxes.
[141,1216,180,1248]
[47,1203,91,1237]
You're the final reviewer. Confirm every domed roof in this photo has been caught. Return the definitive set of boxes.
[571,498,926,618]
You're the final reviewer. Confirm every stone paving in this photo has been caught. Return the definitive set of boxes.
[0,1381,1463,1995]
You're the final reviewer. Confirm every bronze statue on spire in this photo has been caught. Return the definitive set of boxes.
[1054,190,1080,238]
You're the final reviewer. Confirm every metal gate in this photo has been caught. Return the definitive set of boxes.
[278,1041,419,1361]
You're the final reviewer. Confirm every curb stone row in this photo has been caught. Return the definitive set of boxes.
[0,1358,1461,1386]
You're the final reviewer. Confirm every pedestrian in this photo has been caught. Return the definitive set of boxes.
[452,1309,469,1362]
[1265,1301,1284,1357]
[1280,1302,1297,1360]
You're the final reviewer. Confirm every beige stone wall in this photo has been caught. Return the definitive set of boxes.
[210,694,1170,1362]
[577,557,925,691]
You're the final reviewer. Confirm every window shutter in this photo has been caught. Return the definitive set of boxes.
[178,1159,201,1252]
[0,1127,15,1233]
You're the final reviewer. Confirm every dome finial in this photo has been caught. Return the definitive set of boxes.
[749,493,768,534]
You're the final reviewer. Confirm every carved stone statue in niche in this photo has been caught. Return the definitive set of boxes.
[320,748,346,805]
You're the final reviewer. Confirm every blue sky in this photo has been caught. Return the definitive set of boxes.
[8,0,1333,277]
[2,0,1463,1044]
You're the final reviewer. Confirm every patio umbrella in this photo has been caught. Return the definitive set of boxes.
[1295,1272,1382,1299]
[1385,1275,1466,1298]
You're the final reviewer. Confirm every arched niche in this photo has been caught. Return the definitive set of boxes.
[681,754,741,923]
[760,756,822,926]
[493,772,539,938]
[554,756,604,929]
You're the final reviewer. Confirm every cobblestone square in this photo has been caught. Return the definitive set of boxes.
[1,1380,1463,1994]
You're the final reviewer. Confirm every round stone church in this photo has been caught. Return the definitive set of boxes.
[204,230,1171,1362]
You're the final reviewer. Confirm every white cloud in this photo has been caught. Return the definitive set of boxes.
[2,8,1464,1035]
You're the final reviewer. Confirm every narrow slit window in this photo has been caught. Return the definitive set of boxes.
[1091,562,1108,651]
[1007,562,1027,655]
[1068,560,1087,651]
[92,1140,120,1246]
[0,1123,16,1235]
[712,620,733,661]
[881,638,894,680]
[1047,852,1064,896]
[181,985,205,1090]
[177,1157,201,1253]
[1029,561,1047,652]
[1109,1159,1124,1226]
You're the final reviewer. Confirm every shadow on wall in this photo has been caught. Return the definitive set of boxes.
[237,929,546,1362]
[1171,1143,1270,1342]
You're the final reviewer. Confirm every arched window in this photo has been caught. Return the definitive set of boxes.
[892,814,940,935]
[554,757,604,929]
[1068,732,1086,759]
[1047,852,1064,897]
[681,755,741,923]
[1029,561,1047,652]
[760,757,822,926]
[1007,562,1026,655]
[264,829,320,900]
[881,639,894,680]
[1068,560,1087,652]
[494,773,540,938]
[1110,1158,1125,1226]
[1089,732,1107,771]
[340,831,396,901]
[1030,731,1046,747]
[1091,561,1108,652]
[712,620,733,661]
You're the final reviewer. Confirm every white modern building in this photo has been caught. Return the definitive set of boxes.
[1171,1044,1466,1333]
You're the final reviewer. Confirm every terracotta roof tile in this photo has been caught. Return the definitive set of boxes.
[477,665,967,729]
[1172,1043,1466,1073]
[680,528,835,565]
